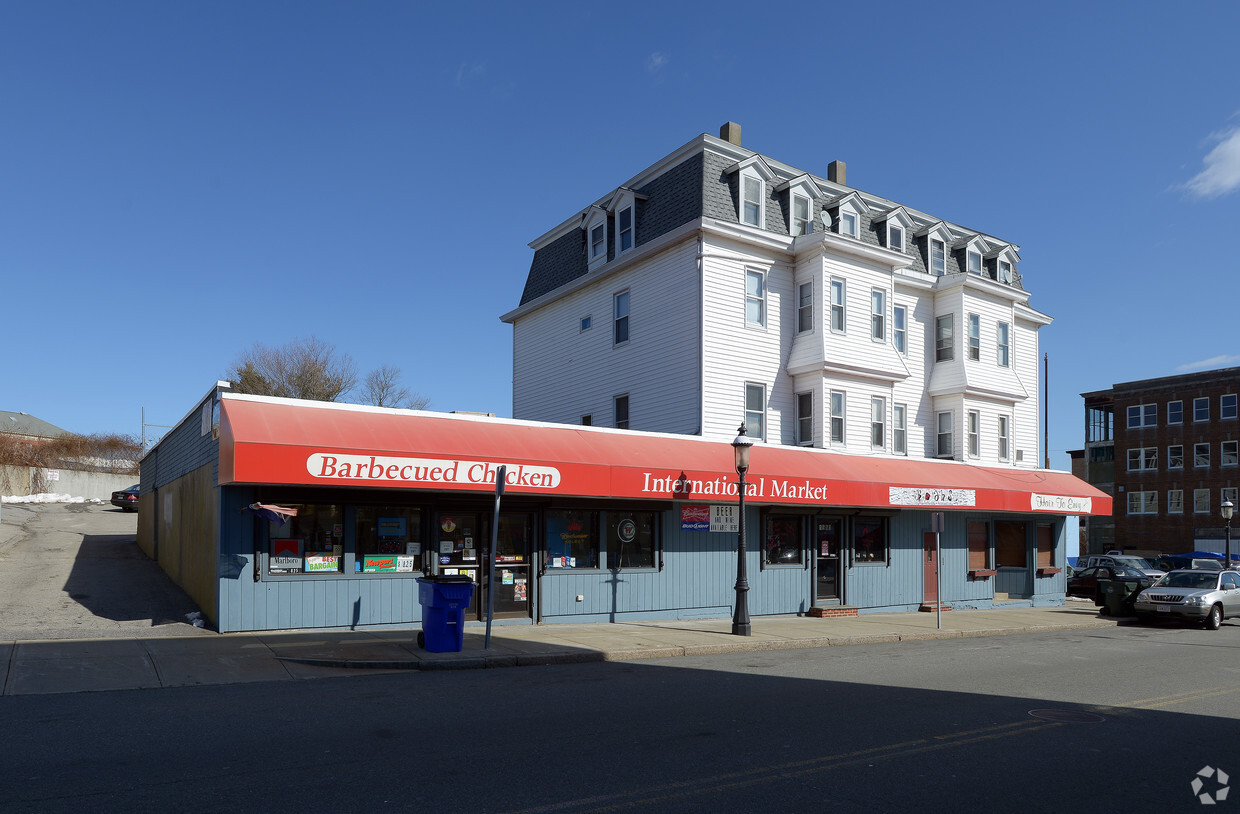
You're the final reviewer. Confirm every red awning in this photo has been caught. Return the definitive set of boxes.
[218,395,1110,516]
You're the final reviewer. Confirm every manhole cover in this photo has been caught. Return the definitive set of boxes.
[1028,708,1106,723]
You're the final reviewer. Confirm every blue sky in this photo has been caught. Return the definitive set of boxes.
[4,1,1239,467]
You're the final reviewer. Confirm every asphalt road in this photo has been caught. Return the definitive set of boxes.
[0,502,205,639]
[1,624,1237,812]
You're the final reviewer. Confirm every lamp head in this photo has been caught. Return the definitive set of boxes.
[731,423,753,474]
[1223,500,1234,522]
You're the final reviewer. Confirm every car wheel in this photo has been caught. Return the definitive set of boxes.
[1204,604,1223,631]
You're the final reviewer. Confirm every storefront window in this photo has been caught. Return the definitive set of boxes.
[269,503,343,574]
[853,516,888,564]
[606,510,657,569]
[545,509,600,569]
[355,507,423,574]
[764,515,802,565]
[996,521,1027,567]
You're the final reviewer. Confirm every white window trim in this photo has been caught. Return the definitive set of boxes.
[998,415,1011,461]
[893,403,907,455]
[936,411,954,459]
[893,305,907,356]
[1168,489,1184,514]
[584,207,608,271]
[1194,488,1210,514]
[871,396,886,450]
[1168,444,1184,469]
[967,313,980,362]
[1195,397,1210,422]
[876,207,914,254]
[967,410,980,458]
[1195,442,1211,468]
[1223,440,1239,467]
[1168,400,1183,425]
[1128,491,1158,515]
[997,321,1011,368]
[936,314,954,362]
[744,268,766,329]
[745,382,766,442]
[613,290,630,347]
[616,204,634,256]
[830,279,846,334]
[829,390,846,446]
[796,391,814,447]
[871,289,886,342]
[827,192,869,239]
[797,281,813,336]
[1224,394,1238,420]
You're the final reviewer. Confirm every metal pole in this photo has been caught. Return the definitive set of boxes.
[1227,520,1233,571]
[732,468,751,636]
[935,531,942,630]
[485,465,506,649]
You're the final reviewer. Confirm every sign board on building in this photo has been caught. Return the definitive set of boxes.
[711,504,739,533]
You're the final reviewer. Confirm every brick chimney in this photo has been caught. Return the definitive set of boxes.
[719,122,742,146]
[828,160,846,185]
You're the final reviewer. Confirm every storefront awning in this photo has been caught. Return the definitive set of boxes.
[218,395,1110,516]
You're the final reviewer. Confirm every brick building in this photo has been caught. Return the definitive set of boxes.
[1082,368,1240,555]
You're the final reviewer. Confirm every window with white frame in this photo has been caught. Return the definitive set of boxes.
[613,290,630,345]
[590,223,605,261]
[1195,442,1211,468]
[614,394,629,429]
[1224,487,1239,507]
[617,206,634,253]
[797,282,813,334]
[935,315,954,362]
[791,194,811,236]
[797,392,813,446]
[937,411,953,458]
[745,269,765,327]
[1194,488,1210,513]
[930,239,946,275]
[1168,400,1183,424]
[998,260,1013,283]
[967,411,980,457]
[997,322,1010,367]
[742,175,764,227]
[871,397,885,449]
[745,383,765,441]
[1224,440,1239,467]
[1168,445,1184,469]
[998,415,1010,461]
[1127,404,1157,428]
[1195,397,1209,422]
[829,391,845,445]
[1127,447,1157,470]
[967,314,980,361]
[871,290,885,341]
[839,211,858,237]
[1168,489,1184,514]
[830,280,845,332]
[889,224,904,252]
[968,250,983,275]
[893,404,907,454]
[1128,491,1157,515]
[1224,394,1238,420]
[893,305,907,355]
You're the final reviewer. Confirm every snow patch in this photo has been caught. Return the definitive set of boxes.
[1,493,106,504]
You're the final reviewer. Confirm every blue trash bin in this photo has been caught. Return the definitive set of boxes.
[417,576,475,652]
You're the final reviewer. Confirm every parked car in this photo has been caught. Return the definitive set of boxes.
[1155,556,1223,573]
[1066,566,1155,600]
[1134,570,1240,630]
[110,484,139,512]
[1078,554,1164,579]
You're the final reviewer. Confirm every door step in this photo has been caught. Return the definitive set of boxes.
[917,602,953,612]
[806,605,859,618]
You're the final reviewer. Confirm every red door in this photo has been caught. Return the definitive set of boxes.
[923,532,939,604]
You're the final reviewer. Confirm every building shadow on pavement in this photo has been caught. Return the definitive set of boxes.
[63,534,204,628]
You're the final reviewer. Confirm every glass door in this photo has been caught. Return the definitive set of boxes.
[815,517,841,602]
[433,513,484,617]
[487,513,533,619]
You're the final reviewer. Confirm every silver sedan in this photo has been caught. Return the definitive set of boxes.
[1134,570,1240,630]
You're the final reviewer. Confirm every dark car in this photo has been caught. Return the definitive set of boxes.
[1066,566,1154,600]
[110,484,139,512]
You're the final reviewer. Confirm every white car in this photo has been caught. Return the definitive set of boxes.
[1134,570,1240,630]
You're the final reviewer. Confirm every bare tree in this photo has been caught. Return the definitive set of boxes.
[361,365,430,410]
[227,337,358,402]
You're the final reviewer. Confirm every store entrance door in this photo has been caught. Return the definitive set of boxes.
[815,517,842,602]
[433,512,532,620]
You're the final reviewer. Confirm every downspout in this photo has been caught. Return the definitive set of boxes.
[697,230,706,435]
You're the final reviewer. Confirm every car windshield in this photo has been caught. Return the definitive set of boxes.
[1111,557,1149,569]
[1112,567,1146,579]
[1161,572,1218,590]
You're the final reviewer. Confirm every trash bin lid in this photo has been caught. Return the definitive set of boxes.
[421,575,473,584]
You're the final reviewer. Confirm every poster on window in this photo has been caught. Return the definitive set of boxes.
[363,555,398,573]
[305,553,340,572]
[681,505,710,532]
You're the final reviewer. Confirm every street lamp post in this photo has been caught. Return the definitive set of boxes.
[1222,500,1234,571]
[731,423,754,636]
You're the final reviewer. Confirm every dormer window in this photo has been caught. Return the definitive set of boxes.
[590,224,605,260]
[791,194,811,236]
[930,239,946,275]
[986,243,1020,285]
[968,250,983,275]
[998,260,1012,284]
[617,206,633,253]
[840,211,857,237]
[876,207,914,254]
[889,224,904,252]
[742,176,763,226]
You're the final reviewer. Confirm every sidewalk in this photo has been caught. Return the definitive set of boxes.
[0,604,1118,696]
